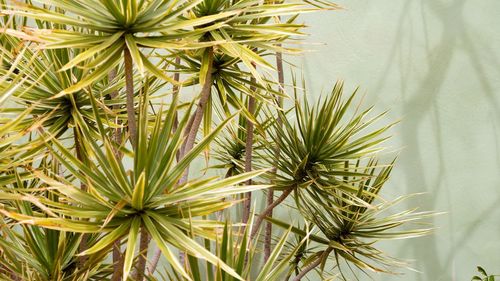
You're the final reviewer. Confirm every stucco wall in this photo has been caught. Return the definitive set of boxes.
[297,1,500,280]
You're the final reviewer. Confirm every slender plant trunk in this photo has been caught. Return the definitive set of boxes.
[123,46,150,280]
[181,113,196,154]
[108,69,124,281]
[123,46,137,150]
[264,45,285,261]
[74,128,89,269]
[148,57,182,276]
[242,62,257,224]
[177,47,213,266]
[149,49,213,274]
[264,188,274,258]
[242,94,256,224]
[242,111,255,266]
[291,248,333,281]
[133,227,150,281]
[250,187,293,240]
[179,47,214,184]
[108,68,123,152]
[172,57,181,160]
[111,241,123,281]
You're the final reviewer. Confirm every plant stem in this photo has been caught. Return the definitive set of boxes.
[181,112,196,154]
[108,69,124,281]
[172,57,181,160]
[74,128,89,269]
[111,242,123,281]
[264,44,285,262]
[291,248,333,281]
[124,46,149,280]
[108,69,122,155]
[133,227,150,281]
[148,57,182,276]
[179,47,214,184]
[242,59,258,224]
[150,49,213,274]
[176,47,213,265]
[242,93,256,224]
[147,249,161,277]
[264,188,274,259]
[250,187,293,240]
[123,46,137,150]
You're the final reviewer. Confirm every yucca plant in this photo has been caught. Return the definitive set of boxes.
[1,1,433,280]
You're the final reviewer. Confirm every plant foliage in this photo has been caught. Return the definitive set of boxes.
[0,1,431,280]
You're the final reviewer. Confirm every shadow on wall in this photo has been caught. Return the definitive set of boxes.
[373,0,500,280]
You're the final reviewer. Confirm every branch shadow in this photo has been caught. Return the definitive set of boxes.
[373,0,500,280]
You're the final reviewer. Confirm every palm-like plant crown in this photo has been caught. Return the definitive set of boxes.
[266,81,393,190]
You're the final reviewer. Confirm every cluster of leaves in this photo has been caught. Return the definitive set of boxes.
[473,266,499,281]
[0,0,432,281]
[256,80,433,279]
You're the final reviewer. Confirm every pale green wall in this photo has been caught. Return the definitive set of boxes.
[294,0,500,280]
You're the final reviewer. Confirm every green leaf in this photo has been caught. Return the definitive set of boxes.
[79,222,131,255]
[264,216,330,245]
[148,212,244,281]
[60,31,124,71]
[140,52,177,84]
[55,49,122,97]
[123,217,141,280]
[160,113,238,191]
[125,34,145,75]
[142,214,191,281]
[132,172,146,210]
